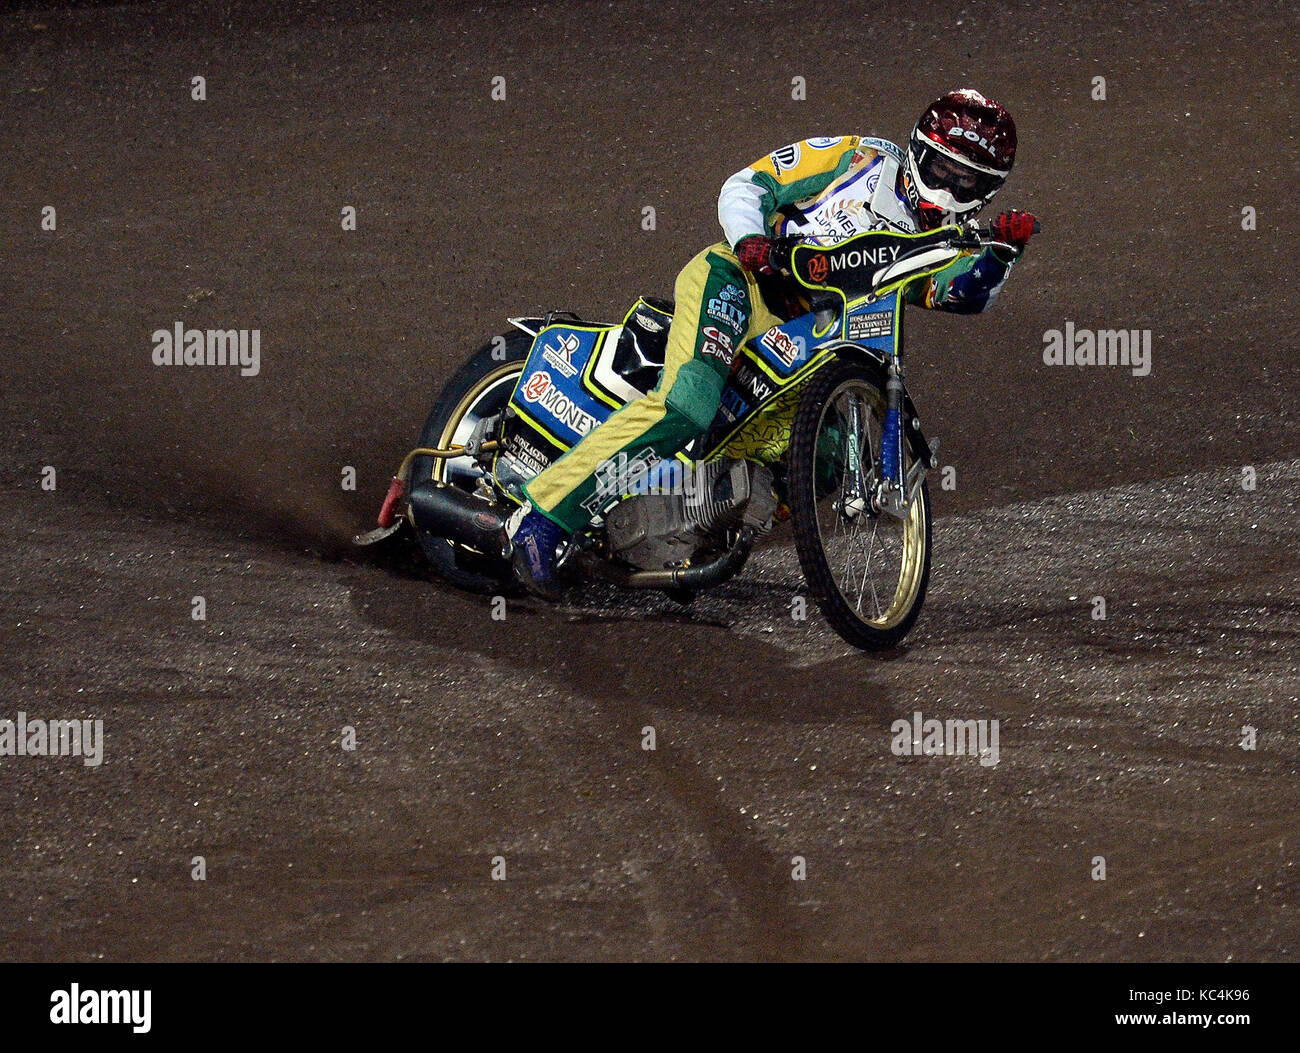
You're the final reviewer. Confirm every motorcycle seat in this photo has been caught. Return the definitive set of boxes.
[612,296,674,394]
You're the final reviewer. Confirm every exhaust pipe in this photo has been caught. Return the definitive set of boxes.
[622,527,755,590]
[407,481,509,558]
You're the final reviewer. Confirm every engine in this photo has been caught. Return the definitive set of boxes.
[603,458,778,571]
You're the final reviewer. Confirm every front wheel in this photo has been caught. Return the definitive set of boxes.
[787,358,932,651]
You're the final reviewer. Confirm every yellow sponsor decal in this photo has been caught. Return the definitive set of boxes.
[751,136,857,185]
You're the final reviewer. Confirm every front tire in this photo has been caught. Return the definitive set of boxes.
[787,358,932,651]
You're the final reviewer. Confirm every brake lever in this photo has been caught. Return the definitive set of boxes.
[948,216,1041,254]
[948,234,985,251]
[942,220,982,251]
[955,218,1042,252]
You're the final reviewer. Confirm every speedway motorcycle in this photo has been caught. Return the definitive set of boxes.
[356,222,1016,650]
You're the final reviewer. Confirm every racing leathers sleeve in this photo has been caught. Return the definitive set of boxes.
[718,136,865,248]
[904,244,1021,314]
[719,136,1022,314]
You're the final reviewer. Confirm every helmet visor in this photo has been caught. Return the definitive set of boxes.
[915,143,1004,204]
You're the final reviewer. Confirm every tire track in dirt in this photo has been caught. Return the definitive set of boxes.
[349,574,860,958]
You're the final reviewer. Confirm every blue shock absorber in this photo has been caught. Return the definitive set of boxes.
[881,367,904,487]
[881,405,901,485]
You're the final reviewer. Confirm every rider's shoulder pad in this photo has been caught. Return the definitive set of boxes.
[856,137,905,165]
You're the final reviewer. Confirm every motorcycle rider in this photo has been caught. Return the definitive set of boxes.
[509,88,1038,594]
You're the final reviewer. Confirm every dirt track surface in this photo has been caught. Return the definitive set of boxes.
[1,0,1297,961]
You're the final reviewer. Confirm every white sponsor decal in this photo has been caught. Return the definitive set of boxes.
[847,310,894,341]
[700,325,735,364]
[828,244,903,271]
[760,329,803,367]
[735,362,774,401]
[770,143,801,171]
[706,298,746,333]
[821,198,871,240]
[519,371,600,434]
[542,332,582,378]
[948,125,998,158]
[703,325,733,349]
[504,433,551,476]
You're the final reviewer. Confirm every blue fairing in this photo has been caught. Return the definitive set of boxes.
[843,293,900,355]
[510,293,903,465]
[512,326,611,446]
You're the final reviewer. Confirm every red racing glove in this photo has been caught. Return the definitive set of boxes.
[990,210,1039,251]
[735,234,793,276]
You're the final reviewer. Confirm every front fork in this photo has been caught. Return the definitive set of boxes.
[842,355,939,523]
[874,358,909,519]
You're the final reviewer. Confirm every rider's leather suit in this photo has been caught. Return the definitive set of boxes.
[522,135,1022,534]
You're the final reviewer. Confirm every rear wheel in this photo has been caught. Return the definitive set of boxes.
[787,358,931,650]
[412,331,532,592]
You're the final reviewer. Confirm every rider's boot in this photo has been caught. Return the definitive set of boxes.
[507,503,566,600]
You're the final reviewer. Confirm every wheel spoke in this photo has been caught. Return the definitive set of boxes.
[810,375,924,631]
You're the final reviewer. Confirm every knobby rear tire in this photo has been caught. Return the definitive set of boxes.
[412,331,532,593]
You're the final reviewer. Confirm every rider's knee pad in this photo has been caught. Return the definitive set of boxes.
[664,359,725,435]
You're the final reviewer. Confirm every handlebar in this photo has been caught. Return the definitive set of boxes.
[786,217,1041,300]
[786,217,1040,255]
[944,217,1041,254]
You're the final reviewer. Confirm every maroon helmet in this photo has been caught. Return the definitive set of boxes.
[903,89,1017,229]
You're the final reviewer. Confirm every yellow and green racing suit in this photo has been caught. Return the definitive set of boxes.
[522,135,1020,534]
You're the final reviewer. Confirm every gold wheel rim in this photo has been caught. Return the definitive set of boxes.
[814,379,927,631]
[430,363,523,485]
[870,487,926,629]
